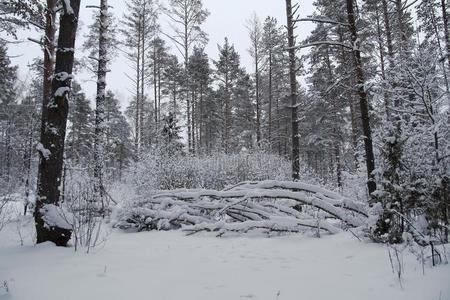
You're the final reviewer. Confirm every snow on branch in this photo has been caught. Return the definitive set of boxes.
[224,180,368,217]
[114,180,369,237]
[286,41,354,51]
[295,17,350,27]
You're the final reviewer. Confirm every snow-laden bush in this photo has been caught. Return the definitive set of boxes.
[127,149,291,193]
[51,169,111,252]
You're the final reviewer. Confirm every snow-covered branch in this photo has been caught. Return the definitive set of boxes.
[114,180,369,237]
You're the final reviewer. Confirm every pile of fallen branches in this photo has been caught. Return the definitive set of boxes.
[113,180,369,237]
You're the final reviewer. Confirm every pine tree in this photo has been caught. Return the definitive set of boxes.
[122,0,159,155]
[165,0,209,153]
[104,91,133,180]
[261,17,291,156]
[247,14,263,144]
[214,38,241,153]
[232,70,255,151]
[149,37,169,129]
[161,112,183,156]
[0,0,43,38]
[0,41,18,185]
[35,0,81,246]
[0,41,17,106]
[285,0,301,180]
[162,54,183,116]
[188,46,210,153]
[66,83,94,165]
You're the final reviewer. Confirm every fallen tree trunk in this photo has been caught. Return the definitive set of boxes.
[153,188,365,227]
[114,180,368,236]
[224,180,368,217]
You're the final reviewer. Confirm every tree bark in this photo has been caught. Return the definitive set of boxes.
[40,0,56,156]
[285,0,300,180]
[441,0,450,101]
[135,18,141,154]
[153,41,158,126]
[93,0,109,209]
[346,0,377,196]
[268,49,273,146]
[35,0,81,246]
[255,44,261,144]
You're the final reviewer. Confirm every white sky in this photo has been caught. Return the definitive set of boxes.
[7,0,316,108]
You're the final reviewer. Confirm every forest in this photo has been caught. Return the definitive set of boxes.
[0,0,449,299]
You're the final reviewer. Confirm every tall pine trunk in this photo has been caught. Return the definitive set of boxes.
[255,46,261,144]
[135,20,141,154]
[94,0,109,209]
[443,0,450,72]
[346,0,377,195]
[285,0,300,180]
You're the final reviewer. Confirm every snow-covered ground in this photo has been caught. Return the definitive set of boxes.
[0,221,449,300]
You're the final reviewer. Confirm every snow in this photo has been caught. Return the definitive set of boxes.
[53,72,73,82]
[150,187,366,227]
[36,143,51,160]
[40,204,72,230]
[0,223,449,300]
[54,87,71,97]
[62,0,74,15]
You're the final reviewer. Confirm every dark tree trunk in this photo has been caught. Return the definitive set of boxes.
[191,88,196,154]
[441,0,450,92]
[153,41,158,126]
[375,5,390,119]
[443,2,450,58]
[268,51,273,146]
[346,0,377,196]
[255,48,261,144]
[285,0,300,180]
[382,0,395,66]
[35,0,81,246]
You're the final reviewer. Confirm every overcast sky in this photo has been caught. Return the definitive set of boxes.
[7,0,316,108]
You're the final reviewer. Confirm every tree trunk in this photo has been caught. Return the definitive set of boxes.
[135,19,141,154]
[268,50,273,147]
[375,5,390,119]
[158,63,162,129]
[255,46,261,144]
[184,11,192,154]
[443,0,450,71]
[382,0,395,65]
[191,88,196,154]
[23,117,34,215]
[285,0,300,180]
[35,0,81,246]
[153,41,158,126]
[346,0,377,196]
[140,11,145,150]
[41,0,56,137]
[94,0,109,210]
